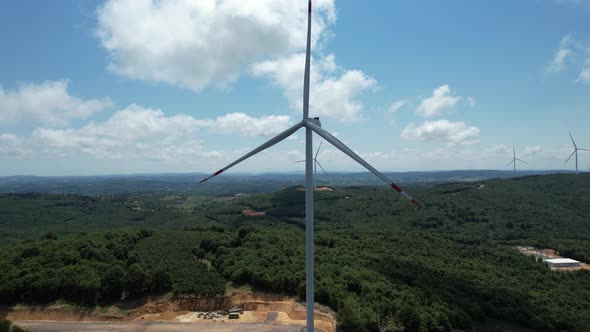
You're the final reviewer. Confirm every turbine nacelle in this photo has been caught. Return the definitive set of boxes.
[309,117,321,127]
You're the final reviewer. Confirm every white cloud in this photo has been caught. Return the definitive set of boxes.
[388,100,406,113]
[199,112,292,137]
[252,53,376,121]
[546,35,590,83]
[547,35,574,73]
[483,144,512,156]
[96,1,374,121]
[96,0,335,91]
[524,146,542,156]
[0,133,31,157]
[577,53,590,83]
[0,80,113,126]
[415,85,466,117]
[32,105,292,158]
[401,120,480,145]
[578,67,590,82]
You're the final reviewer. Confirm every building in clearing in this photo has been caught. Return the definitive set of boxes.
[545,258,580,268]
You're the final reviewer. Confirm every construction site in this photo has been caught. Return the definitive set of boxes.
[516,246,590,271]
[2,291,336,332]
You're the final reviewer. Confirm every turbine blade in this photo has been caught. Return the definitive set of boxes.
[302,0,311,119]
[569,131,577,148]
[199,121,304,183]
[516,158,527,164]
[506,159,514,167]
[315,140,323,159]
[316,160,327,175]
[564,150,576,164]
[307,121,423,208]
[578,148,590,152]
[296,160,306,163]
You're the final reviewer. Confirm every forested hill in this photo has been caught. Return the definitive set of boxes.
[1,174,590,331]
[0,170,569,195]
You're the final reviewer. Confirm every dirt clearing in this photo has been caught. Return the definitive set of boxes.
[2,291,335,332]
[516,246,590,271]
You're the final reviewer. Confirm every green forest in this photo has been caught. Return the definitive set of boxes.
[1,173,590,331]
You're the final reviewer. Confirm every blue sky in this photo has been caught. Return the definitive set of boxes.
[1,0,590,176]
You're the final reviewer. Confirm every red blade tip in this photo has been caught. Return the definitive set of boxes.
[200,169,223,184]
[390,183,402,193]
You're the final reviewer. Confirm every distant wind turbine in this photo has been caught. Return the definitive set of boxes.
[199,2,423,331]
[565,132,590,174]
[506,146,527,174]
[296,140,327,190]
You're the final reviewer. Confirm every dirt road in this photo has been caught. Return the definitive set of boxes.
[15,320,320,332]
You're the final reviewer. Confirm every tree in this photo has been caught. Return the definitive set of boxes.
[396,305,421,332]
[193,248,206,261]
[41,232,58,240]
[125,263,150,296]
[101,263,126,301]
[0,320,11,332]
[151,269,172,291]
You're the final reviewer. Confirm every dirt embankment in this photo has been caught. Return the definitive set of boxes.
[0,308,120,322]
[1,292,337,332]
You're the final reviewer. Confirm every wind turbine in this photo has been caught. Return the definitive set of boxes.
[199,2,422,330]
[296,140,327,190]
[506,146,527,175]
[565,132,590,174]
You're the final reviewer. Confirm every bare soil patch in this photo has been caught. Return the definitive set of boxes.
[315,186,334,191]
[241,209,266,217]
[2,291,336,332]
[296,186,334,192]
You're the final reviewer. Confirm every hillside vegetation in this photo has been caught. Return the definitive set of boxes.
[1,174,589,331]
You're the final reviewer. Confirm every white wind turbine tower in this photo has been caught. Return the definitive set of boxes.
[296,140,327,190]
[506,146,527,175]
[565,132,590,174]
[199,2,423,331]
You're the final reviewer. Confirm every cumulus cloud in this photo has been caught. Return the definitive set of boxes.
[401,120,480,145]
[252,53,376,121]
[32,105,292,158]
[0,80,113,126]
[96,0,335,91]
[415,85,470,117]
[547,35,574,73]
